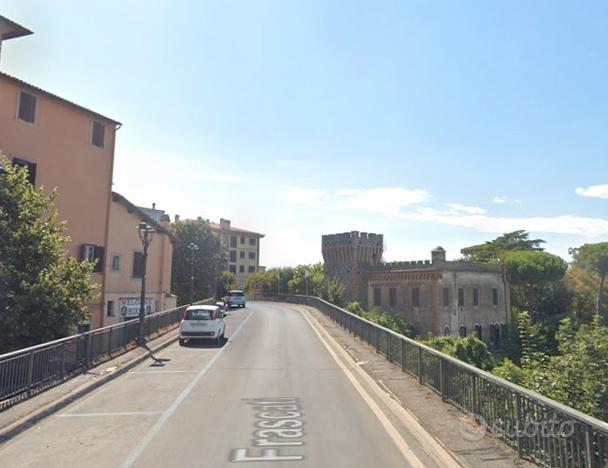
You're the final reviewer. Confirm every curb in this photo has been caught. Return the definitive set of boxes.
[0,332,179,446]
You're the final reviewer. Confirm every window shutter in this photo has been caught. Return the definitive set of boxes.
[18,92,37,123]
[133,252,144,278]
[93,246,105,273]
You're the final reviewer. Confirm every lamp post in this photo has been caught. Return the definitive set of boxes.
[137,221,155,346]
[187,242,199,303]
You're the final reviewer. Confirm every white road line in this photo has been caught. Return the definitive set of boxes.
[128,370,197,374]
[58,411,164,418]
[119,309,255,468]
[298,306,462,468]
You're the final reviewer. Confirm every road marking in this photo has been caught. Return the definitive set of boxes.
[128,370,197,374]
[119,309,254,468]
[58,411,164,418]
[298,306,462,468]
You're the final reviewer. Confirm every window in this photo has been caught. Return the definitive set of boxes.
[373,288,381,306]
[459,325,467,337]
[248,266,255,273]
[240,236,245,244]
[442,288,449,307]
[230,236,237,248]
[132,252,144,278]
[249,237,256,246]
[473,288,479,306]
[412,287,420,307]
[230,250,237,262]
[107,301,114,317]
[458,288,464,307]
[229,264,236,274]
[492,288,499,306]
[443,325,450,336]
[111,255,120,271]
[239,265,244,273]
[81,244,104,273]
[18,91,37,123]
[248,251,256,260]
[239,251,245,259]
[474,324,482,340]
[92,121,105,148]
[12,158,37,185]
[389,287,396,307]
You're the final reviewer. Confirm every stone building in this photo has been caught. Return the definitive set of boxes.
[322,232,510,345]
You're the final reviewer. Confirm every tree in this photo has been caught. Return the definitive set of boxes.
[0,156,94,353]
[425,335,495,371]
[171,219,225,305]
[570,242,608,320]
[216,271,238,298]
[461,230,545,263]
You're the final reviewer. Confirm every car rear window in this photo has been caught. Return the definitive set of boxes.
[229,291,244,297]
[185,309,215,320]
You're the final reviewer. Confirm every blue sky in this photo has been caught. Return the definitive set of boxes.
[2,1,608,266]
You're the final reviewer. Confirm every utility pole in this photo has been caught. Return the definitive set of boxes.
[137,222,154,346]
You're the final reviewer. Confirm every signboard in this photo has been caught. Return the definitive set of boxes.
[119,297,155,318]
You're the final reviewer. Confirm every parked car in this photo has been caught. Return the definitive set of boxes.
[179,305,225,346]
[225,289,246,308]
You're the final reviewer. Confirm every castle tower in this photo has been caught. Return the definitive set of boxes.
[322,231,384,304]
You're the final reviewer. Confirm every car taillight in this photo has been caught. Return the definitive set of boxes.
[182,310,188,320]
[211,312,217,320]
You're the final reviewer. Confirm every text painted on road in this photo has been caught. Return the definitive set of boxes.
[230,397,305,463]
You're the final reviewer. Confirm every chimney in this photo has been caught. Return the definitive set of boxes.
[431,246,446,264]
[220,218,231,229]
[152,203,156,210]
[174,214,180,223]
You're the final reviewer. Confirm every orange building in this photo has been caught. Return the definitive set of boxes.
[103,193,176,326]
[0,17,121,328]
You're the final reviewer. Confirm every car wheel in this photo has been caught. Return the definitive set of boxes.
[179,338,185,346]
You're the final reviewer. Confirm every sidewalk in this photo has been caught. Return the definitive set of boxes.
[298,304,535,468]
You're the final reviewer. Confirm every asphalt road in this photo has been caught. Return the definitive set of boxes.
[0,302,457,468]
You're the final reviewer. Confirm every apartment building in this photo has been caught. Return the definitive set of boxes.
[210,219,264,289]
[0,16,120,328]
[103,193,176,326]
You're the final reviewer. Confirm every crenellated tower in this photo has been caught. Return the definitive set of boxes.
[322,231,384,304]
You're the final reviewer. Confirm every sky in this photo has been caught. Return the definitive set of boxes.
[2,1,608,267]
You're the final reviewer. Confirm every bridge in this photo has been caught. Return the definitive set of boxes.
[0,297,607,467]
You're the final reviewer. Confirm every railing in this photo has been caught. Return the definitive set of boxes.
[0,298,215,411]
[261,293,608,468]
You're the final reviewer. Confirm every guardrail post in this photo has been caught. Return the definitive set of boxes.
[418,346,423,384]
[439,357,445,401]
[515,392,523,459]
[26,351,35,396]
[61,342,66,378]
[585,425,596,468]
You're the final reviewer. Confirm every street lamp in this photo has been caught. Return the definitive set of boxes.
[187,242,199,303]
[137,221,155,346]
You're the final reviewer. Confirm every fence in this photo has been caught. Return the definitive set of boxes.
[262,293,608,468]
[0,298,214,411]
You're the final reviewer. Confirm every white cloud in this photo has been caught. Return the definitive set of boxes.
[285,186,430,215]
[575,184,608,199]
[445,203,486,215]
[492,196,507,204]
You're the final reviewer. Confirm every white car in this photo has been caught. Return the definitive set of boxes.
[179,305,225,346]
[226,290,246,308]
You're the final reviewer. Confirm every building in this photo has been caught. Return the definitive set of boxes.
[0,17,121,328]
[210,219,264,289]
[322,232,510,345]
[103,193,176,326]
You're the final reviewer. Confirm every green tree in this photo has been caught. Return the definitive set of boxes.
[425,335,495,371]
[570,242,608,320]
[216,271,238,298]
[171,219,225,305]
[0,156,94,352]
[461,230,545,263]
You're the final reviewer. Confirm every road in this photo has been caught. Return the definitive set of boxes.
[0,302,458,468]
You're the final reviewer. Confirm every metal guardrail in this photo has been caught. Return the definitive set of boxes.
[261,293,608,468]
[0,298,215,411]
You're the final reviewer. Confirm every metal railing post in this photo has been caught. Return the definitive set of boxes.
[387,333,391,362]
[61,342,66,378]
[26,351,35,396]
[108,327,113,356]
[585,425,596,468]
[375,328,380,353]
[401,339,406,372]
[439,357,445,401]
[515,393,523,459]
[418,346,423,384]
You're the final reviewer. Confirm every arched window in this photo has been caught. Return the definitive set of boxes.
[500,322,506,339]
[474,323,482,340]
[443,325,450,336]
[459,324,467,337]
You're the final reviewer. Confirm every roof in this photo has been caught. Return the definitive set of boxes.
[111,192,175,242]
[0,15,33,40]
[208,222,265,237]
[0,71,121,125]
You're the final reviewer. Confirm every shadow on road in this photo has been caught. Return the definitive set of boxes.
[181,337,227,349]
